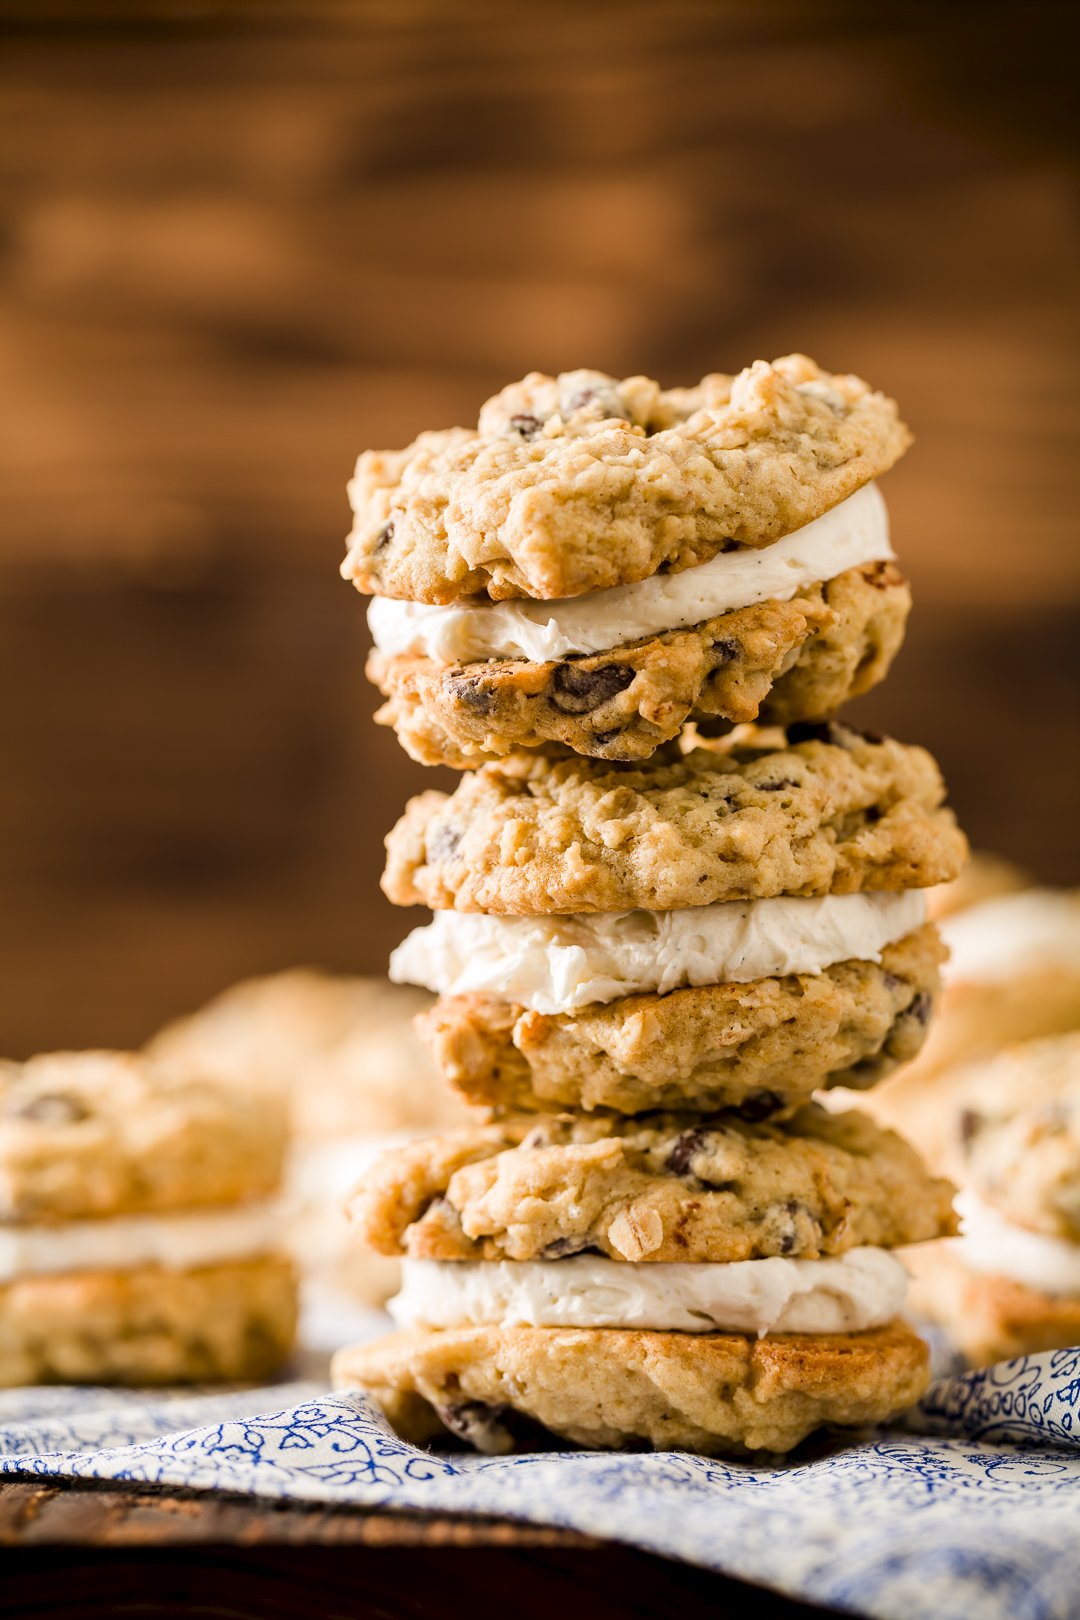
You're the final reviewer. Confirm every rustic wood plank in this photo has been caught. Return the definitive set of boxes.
[0,1481,596,1547]
[0,1481,835,1619]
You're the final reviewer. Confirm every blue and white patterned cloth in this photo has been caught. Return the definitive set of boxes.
[3,1349,1080,1620]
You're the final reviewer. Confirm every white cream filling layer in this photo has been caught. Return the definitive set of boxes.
[368,482,891,663]
[941,890,1080,986]
[0,1201,283,1283]
[390,1248,909,1336]
[956,1191,1080,1296]
[390,890,927,1015]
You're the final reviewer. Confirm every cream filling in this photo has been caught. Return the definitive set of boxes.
[390,890,927,1015]
[368,482,891,663]
[390,1249,909,1336]
[0,1200,284,1282]
[941,890,1080,985]
[955,1190,1080,1296]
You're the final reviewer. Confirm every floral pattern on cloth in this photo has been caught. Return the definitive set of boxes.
[2,1349,1080,1620]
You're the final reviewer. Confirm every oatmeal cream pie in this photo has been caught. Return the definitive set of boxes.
[333,1319,930,1456]
[348,1104,956,1266]
[906,1246,1080,1369]
[367,545,909,768]
[940,1033,1080,1244]
[0,1050,297,1385]
[905,1034,1080,1366]
[343,355,909,604]
[356,359,911,766]
[381,722,967,917]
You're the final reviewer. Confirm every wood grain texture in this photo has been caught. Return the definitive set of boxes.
[0,1484,835,1619]
[0,1482,598,1547]
[0,1,1076,1056]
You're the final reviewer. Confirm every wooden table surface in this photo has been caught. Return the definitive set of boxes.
[0,1480,831,1619]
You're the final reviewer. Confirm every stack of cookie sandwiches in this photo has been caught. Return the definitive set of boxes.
[332,356,968,1455]
[0,1052,297,1384]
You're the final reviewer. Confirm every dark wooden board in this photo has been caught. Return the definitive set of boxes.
[0,1481,833,1619]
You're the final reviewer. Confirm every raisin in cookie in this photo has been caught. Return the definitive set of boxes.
[419,923,944,1117]
[343,356,910,603]
[370,562,910,767]
[382,723,967,916]
[332,1320,928,1455]
[348,1105,956,1265]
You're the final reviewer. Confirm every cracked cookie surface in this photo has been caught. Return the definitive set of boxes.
[343,356,910,603]
[348,1104,956,1265]
[0,1051,287,1222]
[419,924,945,1117]
[382,723,967,915]
[332,1320,929,1455]
[370,562,910,767]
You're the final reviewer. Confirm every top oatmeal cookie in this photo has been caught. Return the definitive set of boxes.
[342,355,910,603]
[0,1051,287,1222]
[381,721,968,915]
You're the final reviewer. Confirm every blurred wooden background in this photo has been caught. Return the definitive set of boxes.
[1,1,1077,1056]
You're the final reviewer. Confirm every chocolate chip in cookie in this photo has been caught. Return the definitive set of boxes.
[665,1125,715,1177]
[445,673,497,715]
[426,824,463,863]
[507,413,543,441]
[735,1090,787,1123]
[434,1398,516,1453]
[549,663,636,715]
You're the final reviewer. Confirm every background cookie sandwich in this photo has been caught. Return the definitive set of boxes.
[906,1033,1080,1365]
[0,1050,296,1385]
